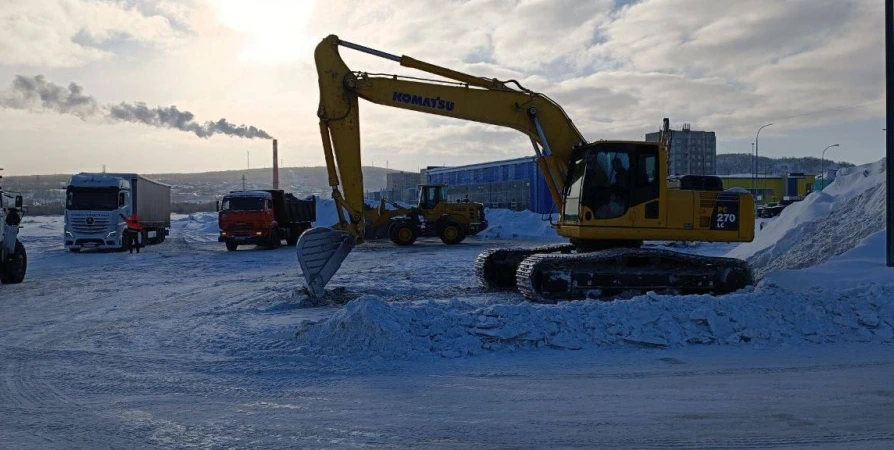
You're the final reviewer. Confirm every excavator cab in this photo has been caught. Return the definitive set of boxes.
[562,142,660,225]
[417,184,447,210]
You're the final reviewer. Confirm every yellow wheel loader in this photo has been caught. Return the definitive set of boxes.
[362,184,488,245]
[297,35,755,302]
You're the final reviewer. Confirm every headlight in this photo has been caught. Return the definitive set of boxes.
[255,231,263,235]
[107,231,117,237]
[65,231,73,237]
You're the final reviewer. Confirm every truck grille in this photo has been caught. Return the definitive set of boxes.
[70,216,111,234]
[231,222,255,234]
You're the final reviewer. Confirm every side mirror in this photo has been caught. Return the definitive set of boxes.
[15,195,23,209]
[216,200,220,212]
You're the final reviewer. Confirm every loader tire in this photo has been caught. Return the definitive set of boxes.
[438,221,465,245]
[389,221,417,246]
[0,240,27,284]
[226,242,239,251]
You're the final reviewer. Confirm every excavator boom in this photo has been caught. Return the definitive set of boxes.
[299,35,586,297]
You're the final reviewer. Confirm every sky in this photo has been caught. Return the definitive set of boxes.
[0,0,887,176]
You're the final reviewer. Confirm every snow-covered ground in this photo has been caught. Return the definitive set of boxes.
[3,165,894,448]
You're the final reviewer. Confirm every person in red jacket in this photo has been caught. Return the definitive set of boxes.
[120,213,142,253]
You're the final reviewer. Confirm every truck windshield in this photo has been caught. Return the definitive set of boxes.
[221,197,265,211]
[66,187,119,211]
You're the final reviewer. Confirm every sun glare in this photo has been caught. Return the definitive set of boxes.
[216,0,317,64]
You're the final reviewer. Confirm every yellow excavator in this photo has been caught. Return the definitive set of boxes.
[297,35,755,302]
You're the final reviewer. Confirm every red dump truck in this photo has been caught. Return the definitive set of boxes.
[217,190,316,251]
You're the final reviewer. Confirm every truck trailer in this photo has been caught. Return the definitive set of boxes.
[217,190,316,251]
[64,173,172,252]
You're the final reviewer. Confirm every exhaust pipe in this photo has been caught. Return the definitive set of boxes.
[272,139,279,190]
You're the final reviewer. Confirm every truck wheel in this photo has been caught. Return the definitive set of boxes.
[0,240,27,284]
[226,242,239,251]
[438,221,466,245]
[389,221,417,246]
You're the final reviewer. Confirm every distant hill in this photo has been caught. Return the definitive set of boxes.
[715,154,854,176]
[3,166,406,212]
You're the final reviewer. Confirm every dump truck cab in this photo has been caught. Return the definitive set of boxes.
[218,190,316,251]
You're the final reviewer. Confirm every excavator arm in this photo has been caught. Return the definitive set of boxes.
[298,35,588,297]
[315,34,586,241]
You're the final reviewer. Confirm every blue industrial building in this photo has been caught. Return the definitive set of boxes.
[424,156,555,214]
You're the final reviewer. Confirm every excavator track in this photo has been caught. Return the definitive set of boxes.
[474,243,576,289]
[515,248,753,303]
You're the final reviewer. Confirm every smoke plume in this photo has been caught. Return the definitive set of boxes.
[0,75,273,140]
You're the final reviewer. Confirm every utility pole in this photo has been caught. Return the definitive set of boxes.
[887,0,893,266]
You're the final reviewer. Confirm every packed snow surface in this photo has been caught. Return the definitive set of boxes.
[5,174,894,448]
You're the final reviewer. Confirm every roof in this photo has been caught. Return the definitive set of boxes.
[424,156,536,174]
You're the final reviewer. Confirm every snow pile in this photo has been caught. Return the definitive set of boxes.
[727,158,886,278]
[170,212,220,242]
[295,284,894,360]
[761,230,894,292]
[478,209,562,241]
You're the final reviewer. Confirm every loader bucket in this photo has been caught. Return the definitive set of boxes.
[296,227,355,298]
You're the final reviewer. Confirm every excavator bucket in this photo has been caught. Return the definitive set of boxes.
[296,227,355,297]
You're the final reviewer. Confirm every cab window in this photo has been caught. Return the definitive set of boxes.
[582,150,630,220]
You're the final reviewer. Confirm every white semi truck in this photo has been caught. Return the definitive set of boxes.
[64,173,171,252]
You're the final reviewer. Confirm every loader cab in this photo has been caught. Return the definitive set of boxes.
[563,141,661,223]
[417,184,447,210]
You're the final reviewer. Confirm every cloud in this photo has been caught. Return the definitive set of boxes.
[0,0,887,175]
[0,0,188,67]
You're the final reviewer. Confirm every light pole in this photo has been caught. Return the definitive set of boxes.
[820,144,839,190]
[750,142,755,191]
[754,123,773,201]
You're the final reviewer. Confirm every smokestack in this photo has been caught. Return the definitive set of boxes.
[272,139,279,190]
